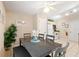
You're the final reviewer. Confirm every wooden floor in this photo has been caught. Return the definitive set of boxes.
[4,48,13,57]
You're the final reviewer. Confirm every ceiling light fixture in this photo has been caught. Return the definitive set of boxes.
[65,13,69,16]
[43,7,50,13]
[22,21,25,24]
[73,9,77,13]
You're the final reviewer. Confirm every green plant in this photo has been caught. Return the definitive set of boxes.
[4,24,17,48]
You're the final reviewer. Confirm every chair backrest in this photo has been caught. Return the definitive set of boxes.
[23,33,31,39]
[54,42,69,57]
[38,33,44,40]
[46,35,55,44]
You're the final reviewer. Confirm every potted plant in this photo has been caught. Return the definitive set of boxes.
[4,24,17,50]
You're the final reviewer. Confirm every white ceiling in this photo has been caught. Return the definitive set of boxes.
[3,1,79,18]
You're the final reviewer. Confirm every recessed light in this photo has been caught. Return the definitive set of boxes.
[22,21,25,24]
[73,9,77,13]
[44,7,50,13]
[65,13,69,16]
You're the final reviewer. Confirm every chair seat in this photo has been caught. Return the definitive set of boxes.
[13,46,31,57]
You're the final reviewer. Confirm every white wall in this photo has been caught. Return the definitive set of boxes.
[32,12,48,40]
[0,1,6,56]
[56,11,79,42]
[33,14,37,30]
[37,13,48,34]
[6,10,34,46]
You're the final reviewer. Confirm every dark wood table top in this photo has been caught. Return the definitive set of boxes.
[22,40,62,57]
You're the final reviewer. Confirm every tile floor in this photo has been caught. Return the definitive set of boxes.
[55,38,79,57]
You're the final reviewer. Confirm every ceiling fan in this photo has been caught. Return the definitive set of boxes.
[43,1,60,13]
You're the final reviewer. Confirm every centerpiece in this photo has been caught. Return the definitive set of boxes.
[31,30,40,43]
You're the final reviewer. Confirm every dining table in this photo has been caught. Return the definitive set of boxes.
[22,39,62,57]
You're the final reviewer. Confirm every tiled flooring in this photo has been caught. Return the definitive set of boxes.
[55,38,79,57]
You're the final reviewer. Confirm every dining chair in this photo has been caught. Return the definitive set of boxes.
[24,33,31,38]
[19,33,31,46]
[22,33,31,42]
[38,33,44,40]
[46,35,55,44]
[52,42,69,57]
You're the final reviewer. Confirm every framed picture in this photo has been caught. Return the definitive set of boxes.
[62,23,69,28]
